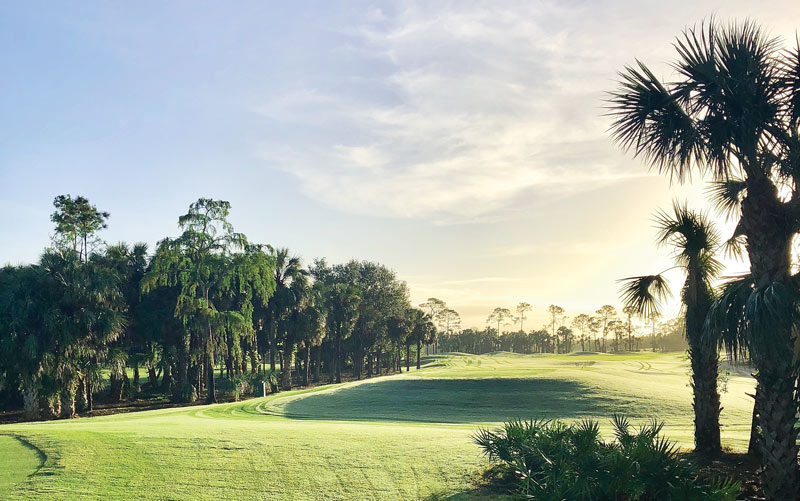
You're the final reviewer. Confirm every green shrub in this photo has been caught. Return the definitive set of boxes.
[231,371,279,400]
[473,416,739,500]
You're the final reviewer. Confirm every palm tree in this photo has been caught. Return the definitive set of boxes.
[609,20,800,496]
[269,248,307,376]
[619,203,722,457]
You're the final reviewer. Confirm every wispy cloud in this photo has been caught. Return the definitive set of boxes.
[253,1,656,223]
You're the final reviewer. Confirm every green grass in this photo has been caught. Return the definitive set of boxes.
[0,436,44,493]
[0,351,756,499]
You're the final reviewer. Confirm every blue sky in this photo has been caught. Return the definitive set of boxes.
[2,1,798,329]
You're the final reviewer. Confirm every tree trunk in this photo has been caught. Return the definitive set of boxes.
[416,340,421,370]
[748,385,762,458]
[741,187,799,499]
[354,351,361,381]
[87,378,93,412]
[281,342,294,390]
[22,382,39,420]
[269,317,277,372]
[303,347,311,386]
[148,366,158,387]
[133,364,140,397]
[690,346,722,456]
[251,332,259,374]
[175,332,190,401]
[61,391,76,418]
[162,364,172,390]
[109,373,121,403]
[313,346,321,383]
[335,334,342,384]
[206,352,217,404]
[406,344,411,371]
[376,348,382,376]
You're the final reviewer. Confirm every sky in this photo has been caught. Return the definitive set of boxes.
[1,1,799,330]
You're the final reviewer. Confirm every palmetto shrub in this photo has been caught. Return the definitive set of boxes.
[473,416,739,500]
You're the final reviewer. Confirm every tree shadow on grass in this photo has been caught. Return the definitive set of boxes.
[278,378,641,424]
[0,435,46,492]
[423,465,518,500]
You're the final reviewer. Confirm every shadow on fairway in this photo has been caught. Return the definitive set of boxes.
[278,377,640,424]
[0,435,46,492]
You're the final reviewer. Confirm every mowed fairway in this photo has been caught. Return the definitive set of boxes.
[0,352,755,500]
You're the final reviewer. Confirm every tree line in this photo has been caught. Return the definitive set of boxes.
[0,196,437,419]
[434,302,684,355]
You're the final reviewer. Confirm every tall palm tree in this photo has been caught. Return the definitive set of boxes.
[268,248,306,376]
[609,20,800,497]
[619,202,722,457]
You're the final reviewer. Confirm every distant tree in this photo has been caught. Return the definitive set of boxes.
[622,305,636,351]
[268,249,307,375]
[291,284,326,387]
[515,302,532,331]
[420,298,449,354]
[556,326,574,353]
[101,242,150,400]
[547,305,566,353]
[595,305,616,353]
[143,199,264,404]
[587,316,602,352]
[387,311,412,372]
[323,283,361,384]
[50,195,110,263]
[487,307,514,336]
[419,298,446,321]
[408,309,436,369]
[571,314,591,352]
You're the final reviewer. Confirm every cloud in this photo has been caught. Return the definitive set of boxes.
[252,1,800,226]
[253,1,658,222]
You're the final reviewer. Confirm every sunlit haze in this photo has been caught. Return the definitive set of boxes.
[2,1,798,328]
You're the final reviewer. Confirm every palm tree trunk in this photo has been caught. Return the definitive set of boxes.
[22,381,39,420]
[206,353,216,404]
[281,342,293,390]
[742,192,799,499]
[269,317,277,372]
[132,364,140,397]
[313,346,321,383]
[162,364,172,390]
[748,385,762,458]
[303,347,310,386]
[335,333,342,384]
[87,378,93,412]
[690,345,721,456]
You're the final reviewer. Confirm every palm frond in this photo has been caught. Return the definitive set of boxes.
[706,179,747,220]
[654,201,722,279]
[607,62,702,182]
[617,274,671,320]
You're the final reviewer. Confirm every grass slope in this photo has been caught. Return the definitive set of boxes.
[0,352,755,500]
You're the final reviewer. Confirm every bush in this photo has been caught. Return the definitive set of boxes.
[231,371,279,401]
[473,416,739,500]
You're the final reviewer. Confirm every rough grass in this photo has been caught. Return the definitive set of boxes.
[0,351,756,499]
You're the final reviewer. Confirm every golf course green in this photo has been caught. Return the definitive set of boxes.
[0,352,756,500]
